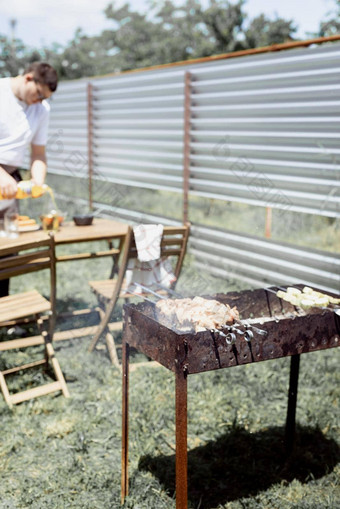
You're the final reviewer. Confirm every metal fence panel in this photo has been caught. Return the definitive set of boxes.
[37,42,340,292]
[91,69,186,190]
[44,80,89,179]
[189,223,340,294]
[189,42,340,217]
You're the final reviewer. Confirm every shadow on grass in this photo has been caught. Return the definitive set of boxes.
[0,297,99,342]
[139,425,340,509]
[56,296,123,327]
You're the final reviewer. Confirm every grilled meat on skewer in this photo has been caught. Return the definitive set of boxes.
[156,296,239,332]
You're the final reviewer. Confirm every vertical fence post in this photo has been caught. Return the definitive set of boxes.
[265,207,272,238]
[183,72,191,225]
[87,82,93,211]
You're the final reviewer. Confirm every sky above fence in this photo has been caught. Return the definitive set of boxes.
[0,0,335,48]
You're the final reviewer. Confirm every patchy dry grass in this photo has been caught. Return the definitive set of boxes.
[0,252,339,509]
[1,175,339,507]
[0,343,339,509]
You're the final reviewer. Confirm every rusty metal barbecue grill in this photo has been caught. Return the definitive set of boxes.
[121,285,340,509]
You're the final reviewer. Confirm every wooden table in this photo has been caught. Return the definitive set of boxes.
[0,218,129,262]
[0,218,129,340]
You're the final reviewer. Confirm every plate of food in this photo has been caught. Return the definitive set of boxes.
[18,215,41,232]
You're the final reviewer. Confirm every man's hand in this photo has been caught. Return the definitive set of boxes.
[0,169,18,199]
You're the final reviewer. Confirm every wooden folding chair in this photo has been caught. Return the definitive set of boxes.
[88,224,190,367]
[0,234,69,407]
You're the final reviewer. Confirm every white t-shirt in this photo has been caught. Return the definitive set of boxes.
[0,77,50,167]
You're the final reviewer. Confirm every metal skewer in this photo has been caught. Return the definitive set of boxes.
[211,328,228,339]
[233,319,267,337]
[154,282,183,298]
[131,282,167,300]
[265,287,279,295]
[225,332,237,345]
[128,291,159,305]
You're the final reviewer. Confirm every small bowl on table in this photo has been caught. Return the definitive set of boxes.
[73,214,94,226]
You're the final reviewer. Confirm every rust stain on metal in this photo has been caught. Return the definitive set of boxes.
[183,71,191,225]
[87,82,94,210]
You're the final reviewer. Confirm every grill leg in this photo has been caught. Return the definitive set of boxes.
[176,368,188,509]
[285,354,300,453]
[121,340,130,504]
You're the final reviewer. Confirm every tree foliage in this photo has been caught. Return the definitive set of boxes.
[0,35,41,77]
[99,0,296,72]
[0,0,304,80]
[244,14,296,49]
[318,0,340,36]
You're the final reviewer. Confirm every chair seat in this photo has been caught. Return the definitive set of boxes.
[89,279,119,301]
[0,290,51,323]
[0,235,70,407]
[89,279,139,301]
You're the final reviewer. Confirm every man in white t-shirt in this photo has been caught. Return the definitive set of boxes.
[0,62,58,296]
[0,61,57,209]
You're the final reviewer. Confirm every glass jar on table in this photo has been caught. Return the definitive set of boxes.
[4,212,19,238]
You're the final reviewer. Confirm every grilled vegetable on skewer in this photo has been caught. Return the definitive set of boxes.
[275,286,340,309]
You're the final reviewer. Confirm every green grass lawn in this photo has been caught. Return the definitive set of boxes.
[0,174,339,508]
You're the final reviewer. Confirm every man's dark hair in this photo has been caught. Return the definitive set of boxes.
[23,62,58,92]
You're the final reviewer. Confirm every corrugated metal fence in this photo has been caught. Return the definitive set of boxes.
[43,40,340,293]
[189,43,340,217]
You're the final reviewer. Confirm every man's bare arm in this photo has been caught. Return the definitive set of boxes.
[30,144,47,186]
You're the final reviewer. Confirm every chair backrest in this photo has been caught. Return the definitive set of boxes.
[0,234,57,329]
[0,236,55,279]
[125,224,190,281]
